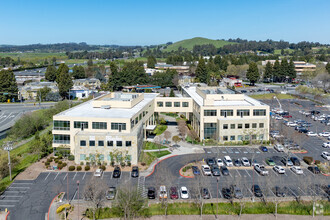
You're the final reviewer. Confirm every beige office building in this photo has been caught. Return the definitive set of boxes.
[52,85,269,165]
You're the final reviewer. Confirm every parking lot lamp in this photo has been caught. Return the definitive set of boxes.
[216,177,220,219]
[4,142,13,181]
[77,180,80,220]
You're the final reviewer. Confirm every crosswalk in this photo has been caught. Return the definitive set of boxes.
[204,147,279,155]
[137,176,146,198]
[0,180,33,209]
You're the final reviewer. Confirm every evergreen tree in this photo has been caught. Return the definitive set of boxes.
[107,62,119,91]
[147,56,157,68]
[214,55,222,68]
[0,70,18,102]
[280,59,289,82]
[219,58,229,71]
[288,59,296,81]
[246,62,259,86]
[56,63,69,82]
[52,57,56,66]
[94,71,105,83]
[72,65,85,79]
[45,65,57,81]
[196,58,208,83]
[37,86,51,101]
[169,89,175,97]
[57,69,73,99]
[87,58,93,67]
[264,62,273,81]
[326,62,330,74]
[272,59,281,82]
[44,59,49,65]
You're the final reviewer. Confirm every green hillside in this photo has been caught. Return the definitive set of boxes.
[163,37,236,52]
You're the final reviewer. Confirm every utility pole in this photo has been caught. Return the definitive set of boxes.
[216,177,219,219]
[77,180,80,220]
[4,142,13,181]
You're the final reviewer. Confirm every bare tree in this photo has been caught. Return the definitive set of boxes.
[154,162,172,216]
[188,129,199,143]
[177,119,188,138]
[83,177,108,220]
[191,175,206,218]
[172,135,181,145]
[163,131,171,145]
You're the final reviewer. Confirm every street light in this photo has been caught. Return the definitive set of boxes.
[77,180,80,220]
[216,177,220,219]
[4,142,13,181]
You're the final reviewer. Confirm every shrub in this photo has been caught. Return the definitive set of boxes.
[50,156,54,160]
[160,118,167,125]
[58,155,63,159]
[141,162,146,166]
[45,161,50,166]
[56,204,71,213]
[315,160,321,165]
[85,165,90,171]
[121,162,126,167]
[68,166,75,171]
[47,158,52,163]
[68,155,75,161]
[58,164,63,170]
[103,162,107,166]
[80,161,84,165]
[76,166,82,171]
[127,161,131,167]
[110,161,115,167]
[57,161,62,165]
[97,162,101,166]
[86,162,90,166]
[54,159,59,163]
[303,156,313,165]
[62,162,67,167]
[99,165,106,171]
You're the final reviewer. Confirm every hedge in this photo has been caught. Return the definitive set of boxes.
[85,165,90,171]
[68,166,75,171]
[56,204,71,213]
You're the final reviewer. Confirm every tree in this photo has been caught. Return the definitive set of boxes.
[94,71,106,83]
[195,58,208,83]
[56,63,69,81]
[0,150,19,179]
[72,65,85,79]
[169,89,175,97]
[83,177,108,220]
[51,57,56,66]
[246,62,259,86]
[288,59,296,81]
[45,65,57,81]
[172,136,181,144]
[147,56,157,68]
[108,61,119,91]
[273,60,281,82]
[264,62,273,81]
[177,119,187,138]
[0,69,18,102]
[280,59,289,82]
[325,62,330,74]
[37,86,51,101]
[57,66,73,99]
[191,175,207,217]
[87,58,93,67]
[163,131,171,145]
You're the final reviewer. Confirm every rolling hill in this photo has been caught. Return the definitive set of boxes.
[162,37,236,52]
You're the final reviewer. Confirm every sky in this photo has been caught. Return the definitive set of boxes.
[0,0,329,45]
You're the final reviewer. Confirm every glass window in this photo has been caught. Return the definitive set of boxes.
[223,136,228,141]
[53,134,70,144]
[204,123,217,139]
[139,113,142,120]
[111,123,126,131]
[245,135,250,140]
[230,136,235,141]
[125,155,132,162]
[252,123,257,128]
[220,110,233,117]
[259,134,264,140]
[74,121,88,129]
[54,121,70,130]
[80,154,86,160]
[252,135,257,140]
[116,141,122,147]
[80,140,86,146]
[135,117,138,124]
[157,102,163,107]
[99,154,104,161]
[237,110,250,117]
[98,140,104,147]
[165,102,172,107]
[230,124,235,129]
[223,124,228,129]
[92,122,107,129]
[237,135,243,141]
[143,111,145,117]
[126,141,132,147]
[107,155,111,161]
[253,109,266,116]
[131,120,134,129]
[182,102,189,107]
[259,123,264,128]
[174,102,180,107]
[107,141,113,147]
[89,140,95,146]
[204,110,217,116]
[245,123,250,129]
[238,124,243,129]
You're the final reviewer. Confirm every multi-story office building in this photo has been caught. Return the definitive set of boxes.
[52,85,269,165]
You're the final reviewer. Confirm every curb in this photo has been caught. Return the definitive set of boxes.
[48,192,64,220]
[5,211,10,220]
[179,166,194,178]
[292,151,308,154]
[321,173,330,177]
[146,155,178,177]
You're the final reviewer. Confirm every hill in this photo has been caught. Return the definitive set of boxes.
[163,37,236,52]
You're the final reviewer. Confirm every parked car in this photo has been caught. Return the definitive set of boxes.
[106,187,116,200]
[274,186,286,197]
[201,165,212,176]
[298,127,309,133]
[290,157,300,166]
[159,185,168,199]
[291,166,303,175]
[220,166,230,176]
[180,186,189,199]
[322,142,330,148]
[224,156,233,166]
[222,188,232,199]
[252,185,263,197]
[307,131,318,137]
[319,132,330,137]
[94,168,103,177]
[206,158,216,166]
[234,159,242,167]
[201,188,211,199]
[241,157,250,166]
[148,187,156,199]
[273,165,285,174]
[113,166,121,178]
[321,151,330,160]
[131,166,139,178]
[169,187,178,199]
[283,115,292,118]
[265,158,276,166]
[211,165,221,176]
[231,185,243,199]
[254,164,269,175]
[260,146,268,152]
[192,166,201,175]
[307,166,320,174]
[281,157,293,166]
[274,144,284,152]
[217,158,224,167]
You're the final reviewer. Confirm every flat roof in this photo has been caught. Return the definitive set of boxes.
[56,93,158,119]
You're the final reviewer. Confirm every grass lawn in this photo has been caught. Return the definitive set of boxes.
[160,112,178,118]
[139,150,171,166]
[152,125,167,135]
[0,52,67,62]
[143,142,168,150]
[249,93,295,100]
[274,49,294,55]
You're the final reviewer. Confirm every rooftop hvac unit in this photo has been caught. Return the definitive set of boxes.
[101,105,111,109]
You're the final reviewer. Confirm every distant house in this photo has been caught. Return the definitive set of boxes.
[262,60,316,76]
[73,78,101,90]
[69,86,96,100]
[222,77,243,87]
[20,82,58,100]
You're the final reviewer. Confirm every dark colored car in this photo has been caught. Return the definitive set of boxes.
[113,166,121,178]
[260,146,268,152]
[220,166,229,176]
[311,110,320,115]
[169,187,178,199]
[131,166,139,178]
[211,165,221,176]
[192,166,201,175]
[290,157,300,166]
[234,159,241,167]
[298,127,309,133]
[230,185,243,199]
[274,186,285,197]
[201,188,211,199]
[252,185,263,197]
[241,90,247,93]
[106,187,116,200]
[206,158,216,166]
[148,187,156,199]
[308,166,320,174]
[222,188,232,199]
[283,115,292,118]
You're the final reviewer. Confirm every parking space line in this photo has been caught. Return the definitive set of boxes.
[44,172,51,181]
[309,187,318,196]
[0,195,22,198]
[0,199,20,202]
[8,186,30,189]
[218,189,223,198]
[0,205,15,208]
[12,183,33,185]
[245,170,251,177]
[73,172,77,180]
[5,191,27,193]
[82,172,86,180]
[54,172,60,180]
[63,173,68,181]
[269,187,276,197]
[236,170,241,177]
[101,173,104,179]
[288,187,297,197]
[272,169,278,177]
[297,187,306,196]
[110,173,113,179]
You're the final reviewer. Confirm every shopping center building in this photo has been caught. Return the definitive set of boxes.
[52,85,269,165]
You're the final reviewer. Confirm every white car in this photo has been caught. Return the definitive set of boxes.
[159,185,168,199]
[299,110,304,114]
[287,122,298,127]
[319,132,330,137]
[180,186,189,199]
[291,166,303,175]
[275,116,283,120]
[307,131,318,137]
[217,158,224,167]
[322,142,330,148]
[241,157,250,166]
[224,156,233,167]
[274,144,284,152]
[94,169,103,177]
[273,165,285,174]
[201,165,212,176]
[321,152,330,160]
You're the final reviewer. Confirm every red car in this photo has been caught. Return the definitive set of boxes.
[170,187,178,199]
[283,115,292,118]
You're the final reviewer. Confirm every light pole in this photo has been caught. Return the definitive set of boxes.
[4,142,13,181]
[77,180,80,220]
[216,177,220,219]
